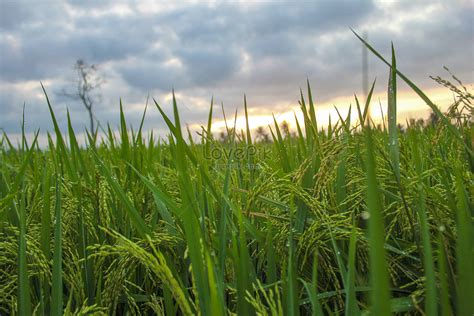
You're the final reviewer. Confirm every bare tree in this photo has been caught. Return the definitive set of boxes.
[219,128,235,143]
[280,120,290,137]
[60,59,105,132]
[255,126,270,143]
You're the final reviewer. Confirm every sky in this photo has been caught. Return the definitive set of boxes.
[1,0,473,143]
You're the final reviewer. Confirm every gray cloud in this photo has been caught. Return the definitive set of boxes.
[1,0,473,136]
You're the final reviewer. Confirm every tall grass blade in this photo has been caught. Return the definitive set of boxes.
[352,30,473,157]
[345,226,359,316]
[51,176,63,316]
[387,43,400,181]
[365,125,391,315]
[453,162,474,315]
[412,131,437,314]
[18,185,32,316]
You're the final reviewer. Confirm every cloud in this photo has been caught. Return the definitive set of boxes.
[0,0,473,138]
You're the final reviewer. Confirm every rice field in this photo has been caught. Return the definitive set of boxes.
[0,37,473,315]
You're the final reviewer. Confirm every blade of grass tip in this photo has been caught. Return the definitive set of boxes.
[135,96,148,144]
[345,226,359,316]
[51,176,63,316]
[355,95,364,128]
[106,123,115,149]
[172,90,183,139]
[2,130,16,156]
[363,80,376,125]
[346,104,352,130]
[352,30,473,157]
[334,106,351,135]
[21,103,27,152]
[272,114,291,173]
[412,131,437,315]
[85,129,96,149]
[41,83,76,180]
[453,162,474,316]
[67,111,90,184]
[186,125,194,145]
[207,96,214,136]
[327,114,333,139]
[119,99,130,161]
[1,136,38,229]
[294,112,307,154]
[220,102,232,137]
[66,109,78,168]
[307,80,318,132]
[365,125,391,316]
[334,107,349,208]
[299,89,316,144]
[244,94,252,146]
[387,43,400,181]
[378,100,387,132]
[205,96,214,155]
[6,130,40,200]
[18,184,32,316]
[298,84,320,232]
[244,95,255,185]
[153,99,179,138]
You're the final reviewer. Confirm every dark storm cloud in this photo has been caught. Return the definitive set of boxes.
[1,0,473,136]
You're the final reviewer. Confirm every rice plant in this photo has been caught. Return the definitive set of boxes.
[0,36,472,315]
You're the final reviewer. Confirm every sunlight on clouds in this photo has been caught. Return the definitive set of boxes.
[209,113,292,132]
[371,2,442,33]
[66,3,134,18]
[2,34,21,54]
[0,80,56,100]
[369,86,456,121]
[1,0,472,141]
[239,50,252,75]
[162,92,210,111]
[135,2,191,15]
[164,58,184,68]
[208,84,466,135]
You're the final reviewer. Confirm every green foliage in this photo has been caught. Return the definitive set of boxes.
[0,36,473,315]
